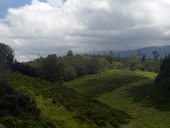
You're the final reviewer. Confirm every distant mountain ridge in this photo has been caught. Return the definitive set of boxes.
[114,45,170,58]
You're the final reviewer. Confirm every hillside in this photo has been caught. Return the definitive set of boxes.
[5,72,130,128]
[64,70,170,128]
[98,81,170,128]
[64,70,156,97]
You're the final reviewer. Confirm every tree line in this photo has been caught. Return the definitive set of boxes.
[0,42,161,83]
[3,46,159,82]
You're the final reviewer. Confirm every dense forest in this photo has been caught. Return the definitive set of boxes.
[0,42,170,128]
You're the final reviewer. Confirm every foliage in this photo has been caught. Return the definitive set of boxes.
[0,82,40,119]
[48,85,130,127]
[128,82,153,103]
[151,55,170,107]
[12,50,160,83]
[40,54,63,81]
[26,54,112,81]
[0,42,14,67]
[11,73,131,128]
[128,55,170,109]
[98,77,170,128]
[152,51,160,61]
[66,50,73,56]
[65,70,150,97]
[156,54,170,82]
[12,62,40,77]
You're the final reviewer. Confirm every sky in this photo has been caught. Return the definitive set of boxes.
[0,0,170,61]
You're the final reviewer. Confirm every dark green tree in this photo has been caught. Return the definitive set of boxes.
[0,42,14,66]
[41,54,63,81]
[67,50,73,56]
[152,55,170,105]
[0,42,14,82]
[152,51,160,61]
[156,54,170,82]
[141,54,147,62]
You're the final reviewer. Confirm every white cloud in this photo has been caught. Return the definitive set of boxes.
[47,0,64,7]
[0,0,170,61]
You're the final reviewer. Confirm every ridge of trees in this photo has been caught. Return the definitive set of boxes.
[23,50,160,82]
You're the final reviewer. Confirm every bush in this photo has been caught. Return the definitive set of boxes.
[45,85,130,128]
[0,82,40,119]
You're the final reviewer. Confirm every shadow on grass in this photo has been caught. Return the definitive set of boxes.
[128,82,170,111]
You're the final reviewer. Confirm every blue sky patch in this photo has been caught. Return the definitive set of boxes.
[0,0,32,19]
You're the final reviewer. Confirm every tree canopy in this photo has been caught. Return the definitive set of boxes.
[0,42,14,67]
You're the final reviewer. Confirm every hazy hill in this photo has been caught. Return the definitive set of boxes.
[114,45,170,58]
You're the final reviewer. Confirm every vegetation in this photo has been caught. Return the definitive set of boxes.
[23,51,160,82]
[0,42,169,128]
[65,69,170,128]
[98,77,170,128]
[0,42,14,67]
[0,43,42,128]
[64,70,151,97]
[128,55,170,109]
[10,73,131,128]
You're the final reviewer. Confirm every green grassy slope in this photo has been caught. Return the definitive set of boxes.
[65,70,170,128]
[9,72,130,128]
[10,73,82,128]
[64,70,156,97]
[98,80,170,128]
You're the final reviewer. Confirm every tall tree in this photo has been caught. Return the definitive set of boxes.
[152,54,170,104]
[0,42,14,66]
[0,42,14,82]
[152,51,160,61]
[41,54,63,81]
[67,50,73,56]
[141,54,147,62]
[156,54,170,82]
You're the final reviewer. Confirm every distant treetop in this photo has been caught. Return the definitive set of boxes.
[0,42,14,67]
[67,50,73,56]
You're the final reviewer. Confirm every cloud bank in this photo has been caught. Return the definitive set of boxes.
[0,0,170,61]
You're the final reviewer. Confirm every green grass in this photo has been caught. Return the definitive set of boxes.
[65,70,170,128]
[97,80,170,128]
[9,72,130,128]
[10,73,92,128]
[10,70,169,128]
[64,70,156,97]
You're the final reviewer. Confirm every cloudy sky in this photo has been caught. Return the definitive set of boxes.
[0,0,170,61]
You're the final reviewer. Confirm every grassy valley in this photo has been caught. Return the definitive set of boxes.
[64,70,170,128]
[64,70,156,97]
